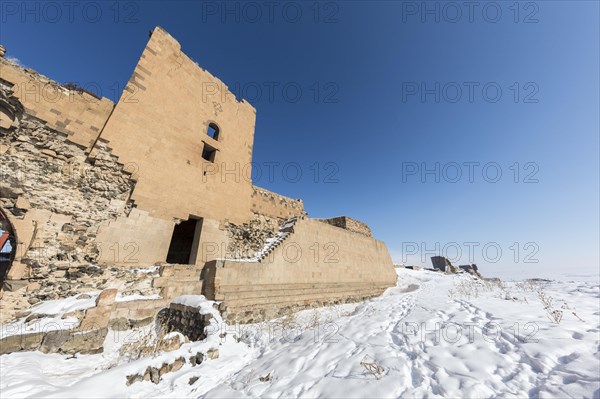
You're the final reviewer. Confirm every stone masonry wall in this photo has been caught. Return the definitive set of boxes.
[95,27,257,225]
[318,216,373,237]
[0,29,398,334]
[205,217,397,323]
[0,84,152,318]
[157,302,213,342]
[250,186,304,220]
[0,56,114,149]
[225,213,279,259]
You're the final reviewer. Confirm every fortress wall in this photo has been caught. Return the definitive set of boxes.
[250,186,304,220]
[95,27,257,224]
[0,85,143,318]
[0,58,114,149]
[205,217,397,322]
[0,28,399,327]
[93,27,259,265]
[317,216,373,237]
[95,213,230,266]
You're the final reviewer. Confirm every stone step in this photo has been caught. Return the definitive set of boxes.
[220,285,386,302]
[152,276,201,288]
[223,288,384,311]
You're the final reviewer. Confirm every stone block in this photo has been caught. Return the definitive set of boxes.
[15,196,30,210]
[2,279,28,292]
[95,289,118,306]
[207,348,219,359]
[0,332,45,355]
[59,328,108,354]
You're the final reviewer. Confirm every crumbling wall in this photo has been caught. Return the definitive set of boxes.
[225,213,279,259]
[317,216,373,237]
[0,29,399,332]
[251,186,304,220]
[157,302,213,341]
[0,56,114,149]
[0,84,149,319]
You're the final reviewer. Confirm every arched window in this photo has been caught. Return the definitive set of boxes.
[207,123,219,140]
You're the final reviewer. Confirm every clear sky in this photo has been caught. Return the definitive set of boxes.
[1,1,598,280]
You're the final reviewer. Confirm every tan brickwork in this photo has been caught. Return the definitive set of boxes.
[251,186,304,220]
[205,217,397,322]
[96,27,257,224]
[0,58,114,149]
[0,27,398,327]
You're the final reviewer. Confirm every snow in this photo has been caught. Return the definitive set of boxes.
[219,232,290,262]
[131,266,160,274]
[1,269,599,398]
[172,295,222,320]
[115,293,162,303]
[219,217,296,262]
[1,292,99,339]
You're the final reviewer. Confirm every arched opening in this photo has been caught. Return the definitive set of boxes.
[206,123,219,140]
[0,208,17,285]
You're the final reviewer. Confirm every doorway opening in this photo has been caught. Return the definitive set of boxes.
[166,217,203,264]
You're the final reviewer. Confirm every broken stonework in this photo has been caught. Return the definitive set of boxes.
[431,257,483,277]
[430,256,458,273]
[157,303,213,342]
[126,356,186,385]
[0,328,107,355]
[459,264,483,278]
[317,216,373,237]
[206,347,219,359]
[0,28,398,347]
[39,328,107,354]
[0,84,139,318]
[225,213,279,258]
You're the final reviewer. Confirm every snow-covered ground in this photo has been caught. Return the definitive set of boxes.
[1,269,599,398]
[1,292,100,339]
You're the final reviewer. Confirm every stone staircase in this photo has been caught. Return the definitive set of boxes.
[221,216,298,263]
[152,264,203,300]
[256,216,297,262]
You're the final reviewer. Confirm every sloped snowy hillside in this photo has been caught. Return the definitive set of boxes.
[1,269,599,398]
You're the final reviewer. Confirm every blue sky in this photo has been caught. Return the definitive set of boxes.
[1,1,598,279]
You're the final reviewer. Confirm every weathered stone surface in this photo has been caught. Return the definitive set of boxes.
[96,289,118,306]
[0,27,398,334]
[459,264,483,278]
[225,213,279,259]
[60,328,108,354]
[126,357,186,385]
[431,256,451,272]
[2,279,28,292]
[0,327,105,355]
[0,82,140,319]
[189,352,204,366]
[317,216,373,237]
[158,303,212,342]
[157,334,185,352]
[207,348,219,360]
[0,332,45,355]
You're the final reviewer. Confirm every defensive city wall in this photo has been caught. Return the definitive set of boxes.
[0,27,396,339]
